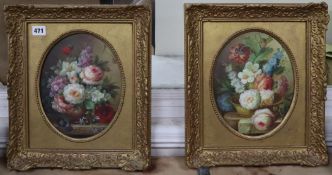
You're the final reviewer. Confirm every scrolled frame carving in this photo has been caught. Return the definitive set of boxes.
[185,3,329,168]
[5,4,151,171]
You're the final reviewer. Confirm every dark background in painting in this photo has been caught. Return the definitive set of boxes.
[39,32,122,138]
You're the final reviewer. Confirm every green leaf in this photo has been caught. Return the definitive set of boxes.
[286,92,294,100]
[94,58,110,71]
[217,87,231,94]
[253,47,273,63]
[248,54,256,62]
[265,36,273,44]
[93,56,100,65]
[274,66,285,75]
[221,79,232,90]
[103,77,110,85]
[257,59,268,66]
[243,36,260,56]
[85,100,95,110]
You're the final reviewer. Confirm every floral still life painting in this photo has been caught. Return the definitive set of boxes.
[213,30,295,137]
[39,32,123,139]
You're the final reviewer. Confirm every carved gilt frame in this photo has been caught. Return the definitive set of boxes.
[185,3,329,168]
[5,4,151,171]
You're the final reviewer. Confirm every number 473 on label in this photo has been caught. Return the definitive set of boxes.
[32,26,46,36]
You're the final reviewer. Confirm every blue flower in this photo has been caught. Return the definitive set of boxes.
[217,93,234,112]
[262,62,276,76]
[262,49,284,76]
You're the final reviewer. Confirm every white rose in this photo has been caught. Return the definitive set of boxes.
[66,71,79,83]
[231,78,245,93]
[227,71,237,80]
[225,65,232,73]
[260,90,274,106]
[91,89,105,103]
[238,69,255,84]
[251,108,274,131]
[63,83,85,104]
[235,86,245,94]
[60,61,81,76]
[244,62,262,77]
[239,90,261,110]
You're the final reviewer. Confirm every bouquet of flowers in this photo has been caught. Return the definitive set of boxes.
[215,33,293,133]
[46,46,119,128]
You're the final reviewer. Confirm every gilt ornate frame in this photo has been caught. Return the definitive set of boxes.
[5,4,151,171]
[185,3,329,168]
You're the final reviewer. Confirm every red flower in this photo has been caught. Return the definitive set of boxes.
[228,43,251,64]
[254,74,273,90]
[62,46,73,55]
[94,104,116,124]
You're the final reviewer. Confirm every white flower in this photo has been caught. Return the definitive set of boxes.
[239,90,261,110]
[238,69,255,84]
[60,61,81,76]
[66,71,79,83]
[227,71,237,80]
[260,90,274,106]
[245,62,262,77]
[63,83,85,104]
[235,86,245,94]
[91,89,105,103]
[225,65,232,73]
[251,108,274,131]
[231,78,245,93]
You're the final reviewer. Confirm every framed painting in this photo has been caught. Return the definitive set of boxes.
[5,4,151,171]
[185,3,329,167]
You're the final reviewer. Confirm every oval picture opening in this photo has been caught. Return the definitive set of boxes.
[213,30,294,137]
[40,32,123,139]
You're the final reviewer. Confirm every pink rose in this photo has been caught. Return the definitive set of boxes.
[80,65,104,85]
[254,74,273,90]
[252,108,275,131]
[52,95,74,113]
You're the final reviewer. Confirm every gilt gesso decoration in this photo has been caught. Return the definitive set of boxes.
[185,3,329,167]
[5,4,151,171]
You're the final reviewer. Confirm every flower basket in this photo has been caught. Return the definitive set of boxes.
[65,107,85,121]
[231,94,283,117]
[230,100,254,117]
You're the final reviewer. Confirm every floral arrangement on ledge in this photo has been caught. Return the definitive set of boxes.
[214,32,294,135]
[45,46,119,131]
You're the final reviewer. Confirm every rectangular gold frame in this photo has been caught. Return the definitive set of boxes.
[185,3,329,167]
[5,4,151,171]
